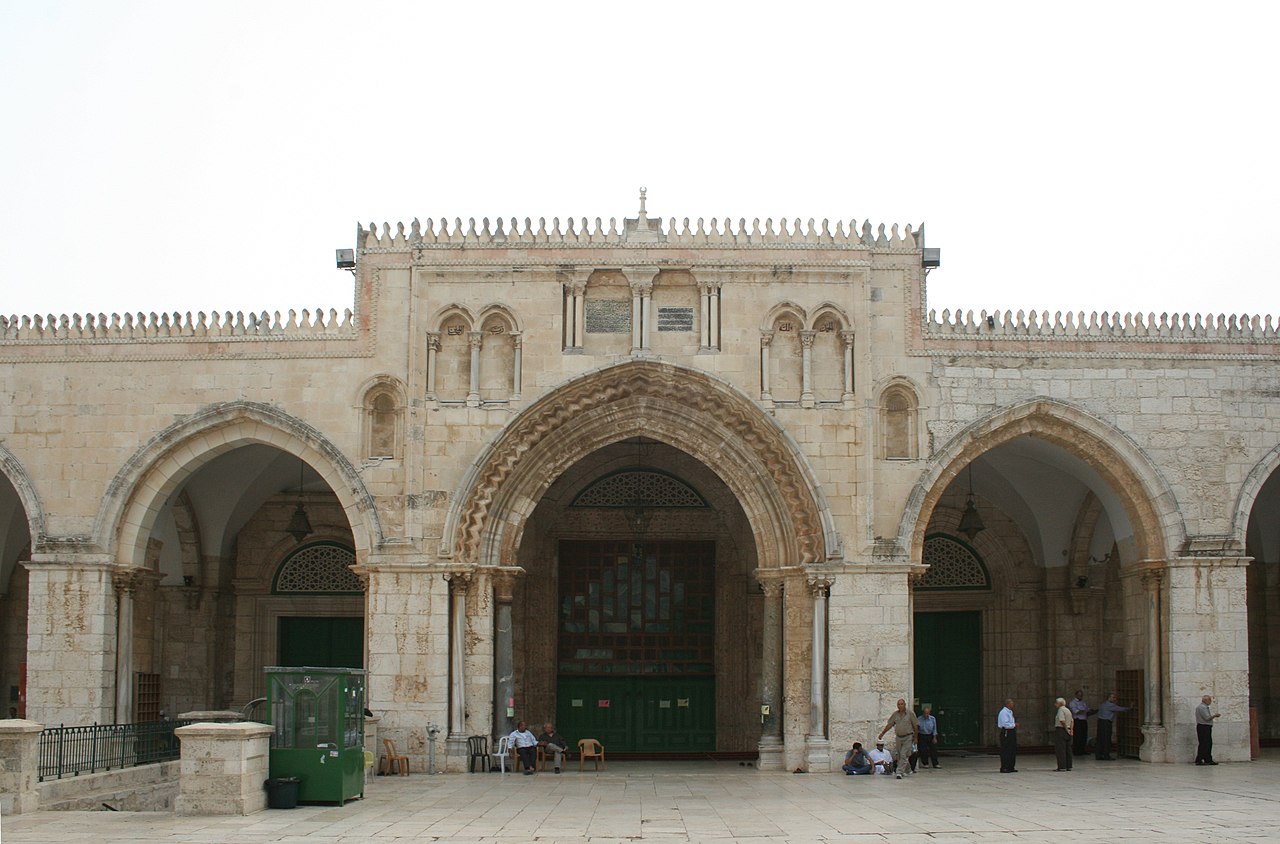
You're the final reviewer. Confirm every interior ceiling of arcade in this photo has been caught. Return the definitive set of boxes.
[948,436,1131,566]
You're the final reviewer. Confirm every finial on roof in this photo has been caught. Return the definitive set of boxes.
[638,186,648,220]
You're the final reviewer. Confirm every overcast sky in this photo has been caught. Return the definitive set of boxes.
[2,1,1276,322]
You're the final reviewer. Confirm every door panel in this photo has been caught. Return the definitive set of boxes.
[278,617,363,668]
[913,611,982,746]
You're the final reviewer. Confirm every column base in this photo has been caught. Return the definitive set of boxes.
[1139,723,1169,763]
[804,735,832,773]
[756,736,785,771]
[446,733,471,773]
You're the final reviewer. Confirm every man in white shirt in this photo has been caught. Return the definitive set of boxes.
[1053,697,1074,771]
[868,739,894,775]
[997,699,1017,773]
[508,721,539,775]
[1194,695,1221,765]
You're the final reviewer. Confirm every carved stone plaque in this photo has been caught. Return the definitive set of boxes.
[657,307,694,332]
[585,300,631,334]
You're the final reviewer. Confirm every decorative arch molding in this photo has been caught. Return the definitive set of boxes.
[807,302,850,331]
[103,400,382,568]
[0,441,46,545]
[445,360,838,567]
[761,301,807,330]
[477,303,524,334]
[428,303,476,330]
[1231,442,1280,549]
[355,373,408,408]
[896,397,1181,565]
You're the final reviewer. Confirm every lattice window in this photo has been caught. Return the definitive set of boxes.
[917,534,991,590]
[570,470,707,509]
[274,543,362,594]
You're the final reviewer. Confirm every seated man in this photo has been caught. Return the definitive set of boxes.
[538,722,569,774]
[508,721,539,775]
[842,741,873,775]
[868,739,894,775]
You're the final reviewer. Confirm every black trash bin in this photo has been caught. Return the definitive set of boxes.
[264,777,301,809]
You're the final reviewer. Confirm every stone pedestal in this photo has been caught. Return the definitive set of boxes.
[174,721,272,816]
[0,719,42,815]
[1139,723,1169,763]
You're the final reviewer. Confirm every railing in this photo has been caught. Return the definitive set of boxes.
[38,720,195,782]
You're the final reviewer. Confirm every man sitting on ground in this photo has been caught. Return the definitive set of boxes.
[842,741,873,775]
[868,739,894,775]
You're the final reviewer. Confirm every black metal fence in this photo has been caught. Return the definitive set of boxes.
[38,720,195,781]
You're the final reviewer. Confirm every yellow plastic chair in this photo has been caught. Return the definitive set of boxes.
[577,738,604,771]
[363,750,375,782]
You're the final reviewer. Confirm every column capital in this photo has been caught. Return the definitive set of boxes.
[806,574,834,597]
[565,278,588,297]
[467,330,484,349]
[799,329,817,348]
[839,329,856,346]
[624,265,660,293]
[509,331,523,348]
[490,566,525,602]
[760,330,775,348]
[426,331,441,351]
[443,570,473,592]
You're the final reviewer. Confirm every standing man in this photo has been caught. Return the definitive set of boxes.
[1194,695,1221,765]
[917,704,940,769]
[508,721,539,775]
[537,722,569,774]
[878,698,919,780]
[997,698,1017,773]
[1052,697,1074,771]
[1094,693,1130,760]
[1068,689,1090,756]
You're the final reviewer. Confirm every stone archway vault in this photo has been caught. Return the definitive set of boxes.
[446,360,838,569]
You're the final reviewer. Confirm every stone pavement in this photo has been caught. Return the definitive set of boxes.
[3,753,1279,843]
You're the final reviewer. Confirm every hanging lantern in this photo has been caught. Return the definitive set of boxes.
[957,463,985,541]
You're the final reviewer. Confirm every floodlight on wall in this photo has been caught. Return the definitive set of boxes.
[335,248,356,270]
[285,458,314,543]
[957,463,985,541]
[922,248,941,270]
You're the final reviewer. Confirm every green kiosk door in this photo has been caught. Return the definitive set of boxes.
[914,611,982,747]
[556,540,716,753]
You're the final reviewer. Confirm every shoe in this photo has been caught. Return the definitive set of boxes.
[1195,761,1203,765]
[524,770,532,775]
[1207,761,1219,765]
[555,766,561,774]
[1055,768,1065,772]
[932,765,941,769]
[895,773,902,779]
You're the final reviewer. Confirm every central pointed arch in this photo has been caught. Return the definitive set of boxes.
[447,360,837,567]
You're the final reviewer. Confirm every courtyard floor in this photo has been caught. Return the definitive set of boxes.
[3,752,1279,843]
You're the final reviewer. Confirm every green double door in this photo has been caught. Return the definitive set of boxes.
[913,611,982,747]
[555,540,716,753]
[278,617,364,668]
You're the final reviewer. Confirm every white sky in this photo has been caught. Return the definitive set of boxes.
[2,1,1276,321]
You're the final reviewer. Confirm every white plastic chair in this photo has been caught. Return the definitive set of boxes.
[490,735,512,773]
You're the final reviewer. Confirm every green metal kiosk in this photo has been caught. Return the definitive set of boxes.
[266,666,366,806]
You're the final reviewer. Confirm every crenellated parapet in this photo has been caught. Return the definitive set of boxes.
[0,308,355,342]
[926,308,1280,344]
[359,216,923,250]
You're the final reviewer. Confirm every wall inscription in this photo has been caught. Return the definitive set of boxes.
[657,307,695,332]
[585,300,632,334]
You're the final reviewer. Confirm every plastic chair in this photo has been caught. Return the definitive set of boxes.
[381,738,409,776]
[363,749,375,782]
[490,735,512,773]
[467,735,490,772]
[578,738,604,771]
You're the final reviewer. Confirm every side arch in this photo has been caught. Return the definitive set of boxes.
[444,359,839,567]
[1232,442,1280,548]
[896,397,1182,564]
[0,442,46,546]
[101,401,382,567]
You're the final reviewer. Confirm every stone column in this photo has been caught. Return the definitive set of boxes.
[759,331,774,403]
[113,569,143,724]
[0,718,42,814]
[698,283,712,349]
[625,267,658,354]
[756,572,785,770]
[24,555,117,727]
[174,721,272,816]
[491,567,523,739]
[709,282,721,350]
[839,330,856,401]
[570,277,588,350]
[425,332,440,400]
[510,333,523,401]
[466,331,482,407]
[800,330,816,408]
[805,574,834,771]
[443,571,471,761]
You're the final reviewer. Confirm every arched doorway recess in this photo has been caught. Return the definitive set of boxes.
[445,360,836,763]
[903,399,1183,761]
[0,446,38,720]
[1241,449,1280,743]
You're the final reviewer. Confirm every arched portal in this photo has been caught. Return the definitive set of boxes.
[446,360,835,758]
[1241,449,1280,742]
[0,445,38,719]
[902,399,1180,759]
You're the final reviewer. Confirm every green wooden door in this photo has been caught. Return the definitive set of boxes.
[278,617,364,668]
[913,611,982,746]
[556,540,716,752]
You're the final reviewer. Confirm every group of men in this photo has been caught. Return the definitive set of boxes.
[842,699,940,779]
[506,721,569,775]
[845,690,1223,777]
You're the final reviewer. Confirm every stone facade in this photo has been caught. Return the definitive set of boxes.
[0,197,1277,773]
